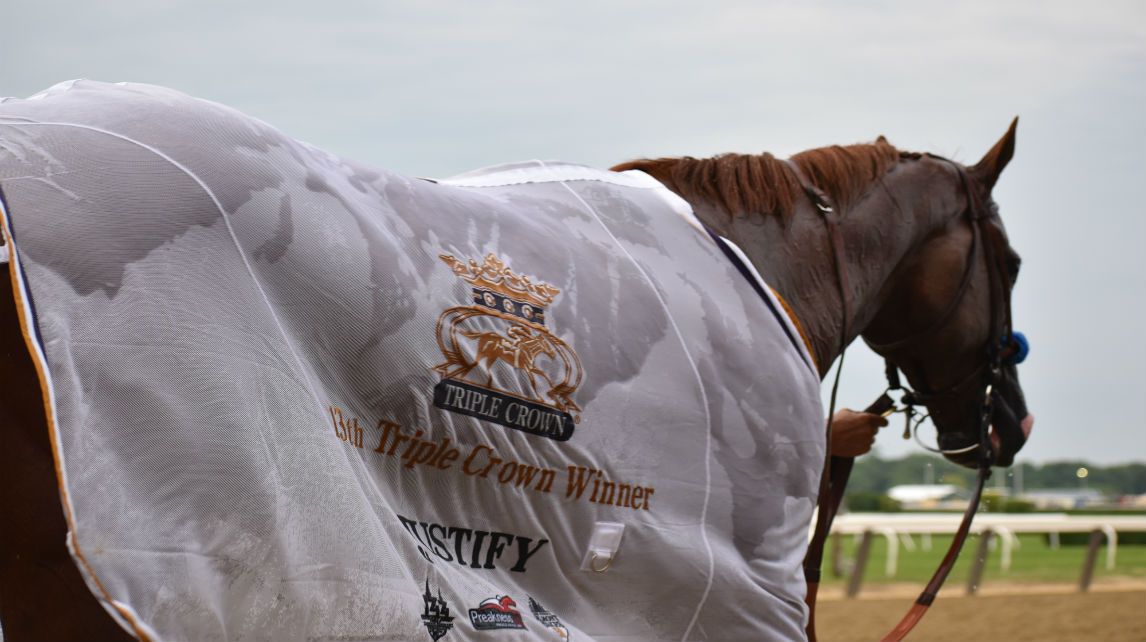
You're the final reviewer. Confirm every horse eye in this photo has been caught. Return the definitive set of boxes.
[1006,254,1022,283]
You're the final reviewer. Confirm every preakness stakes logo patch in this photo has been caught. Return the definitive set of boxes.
[432,253,583,441]
[468,595,526,631]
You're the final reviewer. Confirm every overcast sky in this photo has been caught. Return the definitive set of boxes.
[4,1,1143,465]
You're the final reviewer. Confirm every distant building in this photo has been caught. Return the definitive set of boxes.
[1122,494,1146,508]
[1018,489,1106,509]
[887,484,965,509]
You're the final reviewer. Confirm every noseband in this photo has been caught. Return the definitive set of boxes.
[791,155,1023,642]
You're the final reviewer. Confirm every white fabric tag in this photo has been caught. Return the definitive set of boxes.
[580,521,626,572]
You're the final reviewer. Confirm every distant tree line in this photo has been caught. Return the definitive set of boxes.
[845,453,1146,498]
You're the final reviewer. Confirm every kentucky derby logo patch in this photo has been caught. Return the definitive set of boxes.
[528,597,570,640]
[432,253,583,441]
[420,579,455,641]
[468,595,527,631]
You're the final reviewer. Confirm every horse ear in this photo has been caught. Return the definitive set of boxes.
[876,135,889,144]
[971,117,1018,190]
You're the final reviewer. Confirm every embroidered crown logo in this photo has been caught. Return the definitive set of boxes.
[432,253,583,441]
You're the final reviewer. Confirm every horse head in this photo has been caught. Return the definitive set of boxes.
[863,120,1032,468]
[614,121,1033,468]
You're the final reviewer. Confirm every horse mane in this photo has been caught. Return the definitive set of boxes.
[610,139,901,219]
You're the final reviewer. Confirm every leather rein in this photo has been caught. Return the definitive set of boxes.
[787,157,1014,642]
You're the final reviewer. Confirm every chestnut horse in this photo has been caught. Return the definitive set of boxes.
[0,122,1029,640]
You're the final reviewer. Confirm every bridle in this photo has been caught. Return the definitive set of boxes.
[788,155,1025,641]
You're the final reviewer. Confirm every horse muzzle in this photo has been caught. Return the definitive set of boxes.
[939,363,1032,468]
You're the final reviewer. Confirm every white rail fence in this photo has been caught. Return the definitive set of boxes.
[823,512,1146,596]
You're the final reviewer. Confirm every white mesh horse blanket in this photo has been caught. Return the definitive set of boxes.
[0,81,823,642]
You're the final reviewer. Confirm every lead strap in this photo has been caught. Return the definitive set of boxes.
[880,465,990,642]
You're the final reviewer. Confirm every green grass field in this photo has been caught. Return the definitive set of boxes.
[818,532,1146,586]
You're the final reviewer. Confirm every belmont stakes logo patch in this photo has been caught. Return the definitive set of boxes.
[432,253,583,441]
[468,595,527,631]
[528,597,571,640]
[420,579,455,641]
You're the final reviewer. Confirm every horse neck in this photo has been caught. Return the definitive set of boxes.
[688,160,959,378]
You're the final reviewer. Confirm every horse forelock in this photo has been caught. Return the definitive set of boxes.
[611,140,903,219]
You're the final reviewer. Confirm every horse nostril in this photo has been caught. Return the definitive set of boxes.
[1021,414,1034,439]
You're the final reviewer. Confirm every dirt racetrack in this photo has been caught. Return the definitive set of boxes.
[816,583,1146,641]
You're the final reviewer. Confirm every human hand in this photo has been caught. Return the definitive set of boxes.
[828,408,888,458]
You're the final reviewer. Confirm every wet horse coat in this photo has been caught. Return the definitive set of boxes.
[0,81,822,641]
